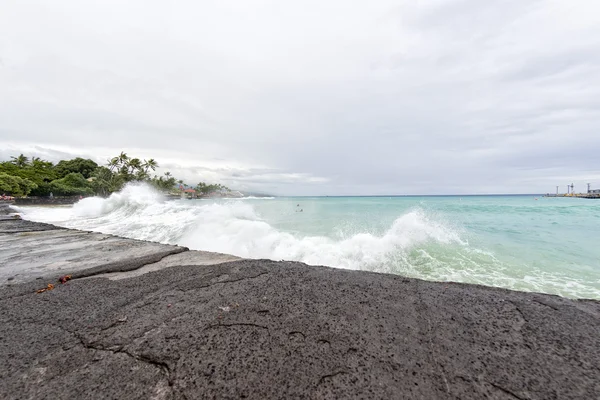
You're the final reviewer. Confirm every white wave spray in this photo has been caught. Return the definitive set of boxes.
[16,183,600,299]
[18,184,461,270]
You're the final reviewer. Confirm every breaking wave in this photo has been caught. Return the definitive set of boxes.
[19,184,462,268]
[16,183,600,299]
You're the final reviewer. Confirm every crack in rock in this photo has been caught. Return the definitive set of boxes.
[72,248,188,280]
[532,299,560,311]
[317,371,347,386]
[182,271,269,293]
[288,331,306,339]
[513,305,527,323]
[207,322,269,330]
[80,338,171,375]
[488,381,528,400]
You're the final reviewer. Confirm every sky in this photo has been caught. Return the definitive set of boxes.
[1,0,599,195]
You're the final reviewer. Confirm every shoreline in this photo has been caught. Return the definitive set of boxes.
[1,219,599,398]
[0,201,19,217]
[13,196,84,206]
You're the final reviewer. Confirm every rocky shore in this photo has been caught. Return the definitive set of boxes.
[0,201,18,216]
[1,219,599,399]
[13,196,84,206]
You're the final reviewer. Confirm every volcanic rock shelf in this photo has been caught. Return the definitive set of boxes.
[1,219,599,399]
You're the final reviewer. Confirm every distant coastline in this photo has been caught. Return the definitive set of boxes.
[280,194,545,198]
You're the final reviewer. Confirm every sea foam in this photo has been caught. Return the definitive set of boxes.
[19,183,463,270]
[17,183,600,299]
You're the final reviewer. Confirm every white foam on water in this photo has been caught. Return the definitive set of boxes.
[178,203,465,271]
[16,183,600,299]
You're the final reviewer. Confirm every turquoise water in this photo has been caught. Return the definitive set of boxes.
[247,195,600,298]
[19,186,600,299]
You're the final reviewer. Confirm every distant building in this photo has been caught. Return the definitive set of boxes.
[180,188,197,199]
[590,189,600,194]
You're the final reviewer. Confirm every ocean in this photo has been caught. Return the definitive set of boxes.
[15,184,600,299]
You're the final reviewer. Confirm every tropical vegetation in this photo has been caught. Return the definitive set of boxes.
[0,153,230,198]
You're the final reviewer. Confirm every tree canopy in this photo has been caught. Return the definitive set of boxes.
[195,182,229,195]
[48,173,94,196]
[0,173,37,196]
[0,153,232,198]
[54,158,98,179]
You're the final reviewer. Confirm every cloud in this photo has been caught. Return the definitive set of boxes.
[1,0,599,195]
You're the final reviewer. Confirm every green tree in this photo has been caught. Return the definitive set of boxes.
[49,173,94,196]
[31,157,53,169]
[134,170,149,181]
[195,182,230,196]
[90,167,114,196]
[10,154,29,168]
[0,173,37,196]
[143,159,158,173]
[1,152,231,198]
[149,173,177,192]
[0,157,56,196]
[107,157,120,172]
[127,158,142,174]
[54,158,99,179]
[100,152,162,194]
[117,152,129,168]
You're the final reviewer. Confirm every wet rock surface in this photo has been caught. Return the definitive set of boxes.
[0,219,187,284]
[0,202,19,218]
[1,220,599,399]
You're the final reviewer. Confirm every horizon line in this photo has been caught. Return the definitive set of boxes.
[266,193,548,198]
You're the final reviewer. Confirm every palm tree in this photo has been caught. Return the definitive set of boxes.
[107,157,119,172]
[128,158,142,174]
[135,170,149,181]
[117,152,129,170]
[31,157,53,169]
[10,154,29,168]
[143,159,158,173]
[164,172,172,178]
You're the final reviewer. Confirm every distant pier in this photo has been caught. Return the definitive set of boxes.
[545,183,600,198]
[543,193,600,199]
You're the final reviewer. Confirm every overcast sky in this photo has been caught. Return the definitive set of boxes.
[1,0,599,195]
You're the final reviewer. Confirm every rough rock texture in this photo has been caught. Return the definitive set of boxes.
[0,201,18,216]
[0,217,59,233]
[1,220,599,399]
[92,250,241,280]
[0,220,187,284]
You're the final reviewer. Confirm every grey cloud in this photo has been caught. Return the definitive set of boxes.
[500,45,600,82]
[1,0,599,195]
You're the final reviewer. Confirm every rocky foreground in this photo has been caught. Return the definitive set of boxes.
[1,219,599,399]
[0,201,18,215]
